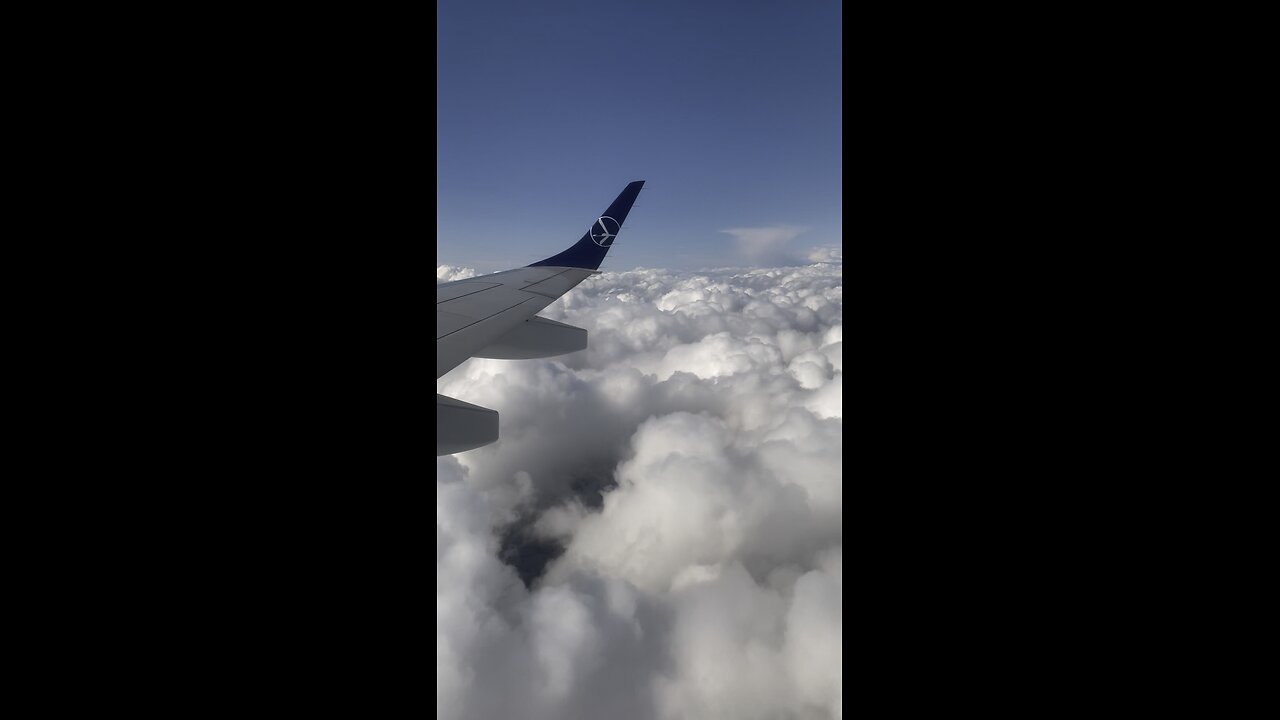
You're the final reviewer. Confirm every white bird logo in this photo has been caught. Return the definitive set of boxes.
[591,216,619,247]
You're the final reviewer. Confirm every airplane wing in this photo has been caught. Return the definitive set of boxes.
[437,180,644,455]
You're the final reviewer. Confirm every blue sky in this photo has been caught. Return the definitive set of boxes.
[437,0,841,272]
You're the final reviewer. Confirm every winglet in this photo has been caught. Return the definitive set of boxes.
[528,181,645,269]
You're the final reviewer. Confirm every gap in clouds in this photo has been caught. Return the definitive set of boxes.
[499,466,617,588]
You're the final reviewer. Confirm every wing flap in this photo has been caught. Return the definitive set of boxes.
[438,287,535,327]
[474,316,587,359]
[437,311,474,339]
[437,282,501,303]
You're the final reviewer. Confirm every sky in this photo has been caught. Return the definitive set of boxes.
[438,3,841,717]
[437,0,842,272]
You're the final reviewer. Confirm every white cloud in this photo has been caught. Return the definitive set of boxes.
[807,246,843,264]
[438,264,479,283]
[720,225,809,265]
[437,259,842,719]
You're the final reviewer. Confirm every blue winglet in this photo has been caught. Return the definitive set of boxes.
[528,181,645,269]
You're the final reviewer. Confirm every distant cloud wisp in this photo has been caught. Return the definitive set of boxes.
[807,246,842,264]
[720,225,809,265]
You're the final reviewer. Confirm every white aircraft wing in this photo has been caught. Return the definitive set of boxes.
[436,180,644,455]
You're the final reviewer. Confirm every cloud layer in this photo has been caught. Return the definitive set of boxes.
[438,260,842,720]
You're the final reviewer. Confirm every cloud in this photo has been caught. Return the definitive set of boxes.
[438,264,479,283]
[719,225,809,266]
[437,260,842,719]
[807,246,843,264]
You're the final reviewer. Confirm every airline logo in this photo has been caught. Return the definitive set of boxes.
[591,216,620,247]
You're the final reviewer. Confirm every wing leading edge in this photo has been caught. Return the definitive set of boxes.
[436,180,645,455]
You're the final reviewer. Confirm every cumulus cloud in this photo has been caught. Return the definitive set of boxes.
[720,225,809,265]
[438,264,479,282]
[437,260,842,720]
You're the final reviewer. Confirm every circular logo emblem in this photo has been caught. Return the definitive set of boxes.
[591,216,620,247]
